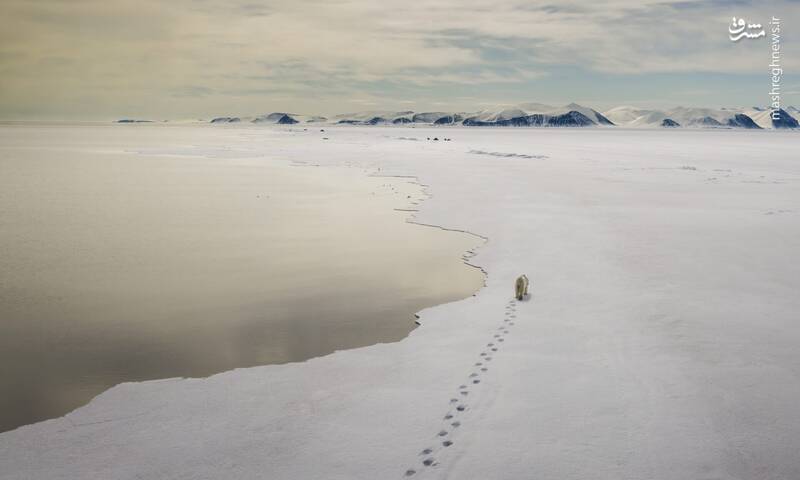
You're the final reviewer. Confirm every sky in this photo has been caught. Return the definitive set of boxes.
[0,0,798,120]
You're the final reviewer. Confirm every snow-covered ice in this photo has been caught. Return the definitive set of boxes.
[1,125,799,480]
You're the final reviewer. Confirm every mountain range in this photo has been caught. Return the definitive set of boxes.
[125,103,800,129]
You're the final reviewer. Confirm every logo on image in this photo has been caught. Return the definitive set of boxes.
[729,17,765,41]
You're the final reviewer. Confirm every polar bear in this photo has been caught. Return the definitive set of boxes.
[515,274,529,301]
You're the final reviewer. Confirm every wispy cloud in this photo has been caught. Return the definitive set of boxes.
[0,0,797,119]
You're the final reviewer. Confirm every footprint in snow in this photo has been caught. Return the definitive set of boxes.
[405,301,522,476]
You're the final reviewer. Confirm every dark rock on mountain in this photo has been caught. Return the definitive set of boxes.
[694,116,723,127]
[117,119,154,123]
[210,117,240,123]
[393,117,413,124]
[770,109,799,128]
[563,103,614,125]
[276,114,298,124]
[546,111,596,126]
[412,112,452,123]
[433,114,463,125]
[253,113,289,123]
[593,111,615,125]
[661,118,680,127]
[461,117,495,126]
[250,112,302,124]
[463,111,596,127]
[727,114,761,129]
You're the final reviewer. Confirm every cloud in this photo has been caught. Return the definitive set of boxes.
[0,0,797,118]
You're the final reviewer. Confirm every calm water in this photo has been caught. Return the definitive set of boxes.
[0,124,484,432]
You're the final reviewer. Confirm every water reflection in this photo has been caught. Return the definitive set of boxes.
[0,125,484,432]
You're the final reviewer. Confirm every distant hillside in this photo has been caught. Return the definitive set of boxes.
[193,104,799,129]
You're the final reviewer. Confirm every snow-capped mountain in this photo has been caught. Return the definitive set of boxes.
[604,106,798,129]
[560,103,614,125]
[462,103,613,127]
[329,111,466,125]
[332,111,414,124]
[210,113,327,124]
[744,108,799,129]
[603,107,668,127]
[200,105,798,129]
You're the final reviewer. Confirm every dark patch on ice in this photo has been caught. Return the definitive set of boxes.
[765,209,792,215]
[468,150,549,160]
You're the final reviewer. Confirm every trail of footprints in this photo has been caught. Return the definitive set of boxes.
[403,299,519,477]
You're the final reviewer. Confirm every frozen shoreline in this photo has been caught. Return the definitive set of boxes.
[0,124,484,432]
[2,126,799,479]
